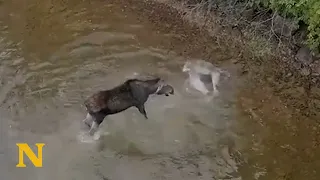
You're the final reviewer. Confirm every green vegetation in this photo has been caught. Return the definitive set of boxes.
[188,0,320,51]
[253,0,320,51]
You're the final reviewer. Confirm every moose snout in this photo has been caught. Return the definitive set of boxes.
[156,84,174,96]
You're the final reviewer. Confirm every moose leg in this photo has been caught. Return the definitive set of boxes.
[136,104,148,119]
[89,121,99,136]
[88,113,106,136]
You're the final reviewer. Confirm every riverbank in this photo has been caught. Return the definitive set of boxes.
[110,0,320,120]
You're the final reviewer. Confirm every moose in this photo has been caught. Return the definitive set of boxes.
[82,75,174,135]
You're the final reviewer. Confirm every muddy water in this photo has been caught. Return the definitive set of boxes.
[0,0,319,180]
[0,1,242,180]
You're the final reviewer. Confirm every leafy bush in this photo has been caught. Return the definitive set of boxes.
[254,0,320,51]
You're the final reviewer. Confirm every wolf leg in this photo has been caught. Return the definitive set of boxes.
[211,72,220,95]
[83,113,94,128]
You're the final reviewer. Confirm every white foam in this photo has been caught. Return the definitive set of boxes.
[77,129,111,143]
[77,131,98,143]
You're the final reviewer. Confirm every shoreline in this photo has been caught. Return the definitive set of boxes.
[114,0,320,120]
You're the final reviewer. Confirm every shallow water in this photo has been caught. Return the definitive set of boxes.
[0,0,319,180]
[0,1,241,180]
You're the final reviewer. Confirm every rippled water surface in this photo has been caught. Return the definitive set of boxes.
[1,0,319,180]
[0,1,241,180]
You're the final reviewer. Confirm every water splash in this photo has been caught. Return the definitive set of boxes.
[77,131,99,143]
[77,128,111,143]
[182,59,230,98]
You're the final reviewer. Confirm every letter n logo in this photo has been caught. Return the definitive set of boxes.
[16,143,45,168]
